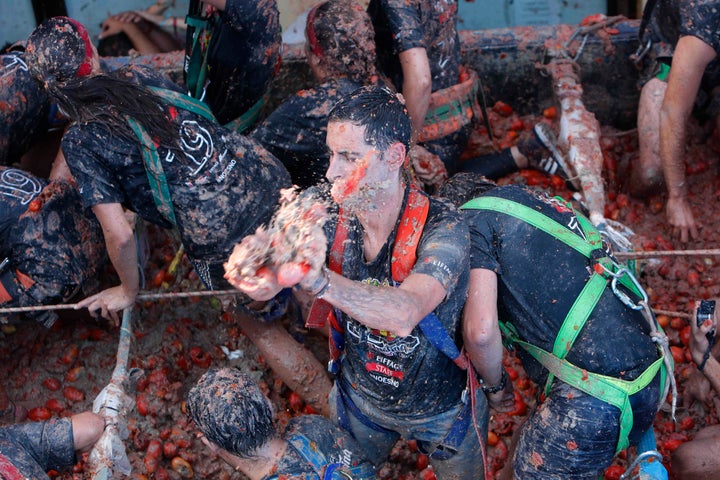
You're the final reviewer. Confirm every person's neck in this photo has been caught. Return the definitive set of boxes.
[225,438,288,480]
[357,179,405,262]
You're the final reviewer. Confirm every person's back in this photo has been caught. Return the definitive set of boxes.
[0,167,106,327]
[0,51,54,168]
[185,0,282,126]
[455,178,666,478]
[251,0,379,189]
[57,64,290,273]
[463,185,658,381]
[368,0,460,94]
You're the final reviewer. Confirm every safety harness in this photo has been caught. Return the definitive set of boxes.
[0,453,24,480]
[126,86,217,226]
[306,188,484,463]
[265,432,376,480]
[419,66,495,150]
[183,0,270,132]
[461,196,672,454]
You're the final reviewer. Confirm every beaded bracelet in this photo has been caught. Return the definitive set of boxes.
[481,369,508,394]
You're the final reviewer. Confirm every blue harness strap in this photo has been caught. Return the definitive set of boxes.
[279,432,376,480]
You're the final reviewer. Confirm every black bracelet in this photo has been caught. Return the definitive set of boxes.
[698,345,713,372]
[481,369,508,394]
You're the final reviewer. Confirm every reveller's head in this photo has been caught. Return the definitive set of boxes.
[186,367,277,459]
[25,16,98,87]
[305,0,377,82]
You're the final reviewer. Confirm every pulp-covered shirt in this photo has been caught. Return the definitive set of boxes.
[199,0,282,125]
[368,0,461,93]
[266,415,375,479]
[252,77,365,189]
[463,185,659,383]
[0,52,52,166]
[61,66,291,263]
[0,168,105,320]
[316,185,470,417]
[0,418,75,480]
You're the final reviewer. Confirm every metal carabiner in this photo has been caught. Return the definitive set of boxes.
[618,450,664,480]
[631,38,653,65]
[603,265,648,310]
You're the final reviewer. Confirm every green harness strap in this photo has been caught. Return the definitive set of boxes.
[461,196,665,453]
[500,319,664,453]
[127,87,218,225]
[147,86,216,122]
[223,93,267,133]
[185,14,212,100]
[126,118,177,226]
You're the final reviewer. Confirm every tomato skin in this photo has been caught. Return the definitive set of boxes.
[28,407,52,421]
[287,391,303,412]
[603,465,625,480]
[670,346,684,364]
[189,347,212,368]
[493,101,513,117]
[28,199,42,212]
[43,377,61,391]
[62,386,85,402]
[542,106,557,119]
[416,453,429,471]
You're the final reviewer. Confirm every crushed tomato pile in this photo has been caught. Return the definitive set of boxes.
[1,100,719,480]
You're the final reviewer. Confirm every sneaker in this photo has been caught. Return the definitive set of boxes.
[533,123,581,191]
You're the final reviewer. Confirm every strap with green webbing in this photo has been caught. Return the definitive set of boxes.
[147,86,216,122]
[185,12,212,100]
[126,117,177,226]
[223,93,266,133]
[462,195,665,452]
[461,196,642,297]
[499,320,664,453]
[125,87,216,226]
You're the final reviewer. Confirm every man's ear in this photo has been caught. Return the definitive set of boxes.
[385,141,407,169]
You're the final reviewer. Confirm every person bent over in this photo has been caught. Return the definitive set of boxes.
[442,173,669,479]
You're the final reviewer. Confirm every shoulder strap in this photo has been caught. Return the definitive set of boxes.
[461,196,602,257]
[147,86,216,122]
[184,0,213,100]
[126,117,177,225]
[0,453,24,480]
[286,433,376,480]
[307,188,466,370]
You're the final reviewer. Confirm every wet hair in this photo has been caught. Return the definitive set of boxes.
[306,0,377,82]
[186,368,277,459]
[97,32,134,57]
[437,172,497,206]
[328,85,412,152]
[25,17,180,153]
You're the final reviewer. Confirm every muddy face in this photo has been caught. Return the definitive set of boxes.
[325,121,392,211]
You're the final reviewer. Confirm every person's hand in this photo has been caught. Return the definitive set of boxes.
[99,17,129,40]
[268,189,329,290]
[486,379,515,413]
[409,144,448,190]
[683,369,713,407]
[224,228,280,301]
[690,300,717,365]
[666,196,699,242]
[76,285,137,325]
